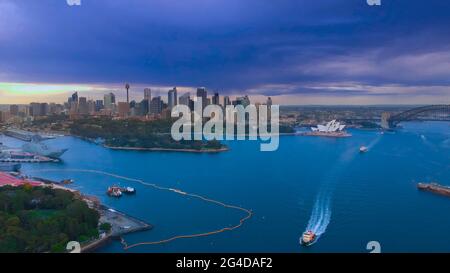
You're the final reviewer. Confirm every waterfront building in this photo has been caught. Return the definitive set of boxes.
[311,120,346,132]
[168,87,178,110]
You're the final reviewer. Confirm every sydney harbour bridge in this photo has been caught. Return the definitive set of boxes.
[381,104,450,129]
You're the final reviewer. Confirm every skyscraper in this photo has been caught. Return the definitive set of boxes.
[223,96,231,106]
[95,100,104,112]
[104,93,116,109]
[78,97,88,114]
[87,100,96,114]
[70,92,79,112]
[9,105,19,116]
[233,95,250,107]
[179,92,190,106]
[196,87,207,108]
[168,87,178,110]
[140,99,149,115]
[212,92,220,105]
[71,92,78,103]
[150,96,163,115]
[118,102,130,117]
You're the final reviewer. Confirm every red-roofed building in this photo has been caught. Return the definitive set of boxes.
[0,172,42,187]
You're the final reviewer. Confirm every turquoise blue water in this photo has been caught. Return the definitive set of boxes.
[1,121,449,253]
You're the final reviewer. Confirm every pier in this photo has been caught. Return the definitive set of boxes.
[82,205,152,253]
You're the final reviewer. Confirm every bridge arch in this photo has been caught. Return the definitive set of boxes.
[382,104,450,129]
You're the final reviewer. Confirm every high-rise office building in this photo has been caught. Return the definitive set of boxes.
[144,88,152,101]
[150,96,163,115]
[196,87,207,108]
[179,92,190,106]
[9,105,19,116]
[117,102,130,117]
[87,100,96,114]
[104,93,116,109]
[78,97,88,114]
[29,103,40,117]
[69,92,79,112]
[233,95,250,107]
[223,96,231,106]
[95,100,104,112]
[71,92,78,103]
[212,92,220,105]
[29,102,48,117]
[140,99,149,115]
[168,87,178,110]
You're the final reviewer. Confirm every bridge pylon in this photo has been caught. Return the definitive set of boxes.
[381,112,392,129]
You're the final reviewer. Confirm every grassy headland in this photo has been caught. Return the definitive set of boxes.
[0,185,100,253]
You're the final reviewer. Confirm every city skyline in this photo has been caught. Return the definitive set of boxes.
[1,1,450,105]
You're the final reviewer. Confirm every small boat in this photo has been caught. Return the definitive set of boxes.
[122,187,136,194]
[60,179,74,185]
[301,231,316,246]
[359,146,368,153]
[107,186,122,197]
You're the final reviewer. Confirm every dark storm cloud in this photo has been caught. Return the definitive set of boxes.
[1,0,450,98]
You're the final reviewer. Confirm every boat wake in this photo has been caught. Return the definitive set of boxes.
[367,134,383,150]
[305,193,332,242]
[301,134,384,247]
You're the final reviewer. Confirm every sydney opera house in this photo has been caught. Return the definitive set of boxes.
[304,120,350,137]
[311,120,346,133]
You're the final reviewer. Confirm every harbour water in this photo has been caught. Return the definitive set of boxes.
[1,121,449,253]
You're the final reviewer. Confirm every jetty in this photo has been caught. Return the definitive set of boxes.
[417,182,450,198]
[82,205,152,252]
[15,174,152,252]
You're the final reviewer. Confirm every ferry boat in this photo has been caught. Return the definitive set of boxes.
[359,146,368,153]
[107,186,122,197]
[301,231,316,246]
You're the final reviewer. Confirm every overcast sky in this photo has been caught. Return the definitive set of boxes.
[1,0,450,104]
